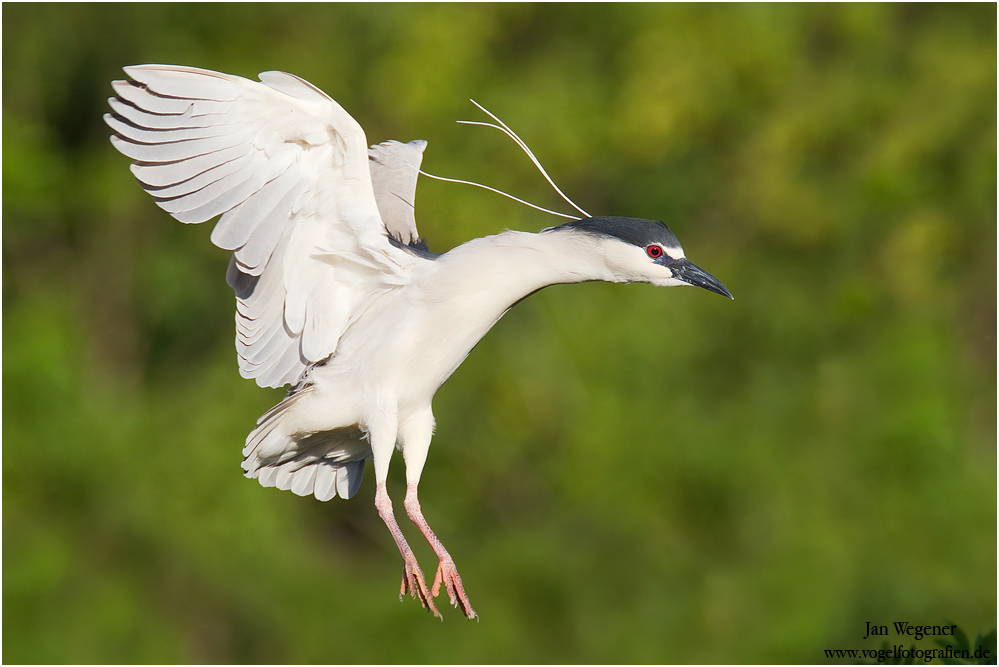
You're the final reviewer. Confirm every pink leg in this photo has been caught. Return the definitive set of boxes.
[403,483,477,619]
[374,482,440,618]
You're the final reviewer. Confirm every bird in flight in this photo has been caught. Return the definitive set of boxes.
[105,65,732,620]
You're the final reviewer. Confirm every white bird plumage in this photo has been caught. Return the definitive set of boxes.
[106,64,731,620]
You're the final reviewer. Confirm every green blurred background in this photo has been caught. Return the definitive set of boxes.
[3,3,995,664]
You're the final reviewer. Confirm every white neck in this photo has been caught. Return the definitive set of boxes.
[420,227,620,309]
[401,228,622,392]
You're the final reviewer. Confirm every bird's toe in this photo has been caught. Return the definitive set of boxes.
[433,559,476,620]
[400,557,440,618]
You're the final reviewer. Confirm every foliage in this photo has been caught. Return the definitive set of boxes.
[3,4,995,664]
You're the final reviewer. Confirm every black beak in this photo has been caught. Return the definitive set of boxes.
[673,259,733,299]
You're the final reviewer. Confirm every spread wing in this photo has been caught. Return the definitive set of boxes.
[105,64,430,387]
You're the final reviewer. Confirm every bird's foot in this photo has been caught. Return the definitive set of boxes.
[400,554,440,618]
[432,558,477,620]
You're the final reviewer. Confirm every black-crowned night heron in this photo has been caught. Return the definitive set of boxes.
[105,65,732,620]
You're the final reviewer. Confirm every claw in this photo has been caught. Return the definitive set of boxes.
[400,555,440,618]
[400,484,478,620]
[432,558,477,619]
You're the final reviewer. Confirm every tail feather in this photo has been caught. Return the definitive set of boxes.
[243,389,371,501]
[290,463,318,497]
[336,461,365,499]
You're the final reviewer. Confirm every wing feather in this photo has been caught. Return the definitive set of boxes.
[368,140,427,245]
[229,179,309,274]
[129,144,249,189]
[110,81,233,118]
[123,64,246,101]
[254,338,307,388]
[111,80,195,115]
[161,165,271,224]
[107,96,229,131]
[106,64,432,387]
[154,165,258,216]
[103,110,241,143]
[238,317,288,365]
[210,161,300,250]
[110,130,251,163]
[142,157,247,200]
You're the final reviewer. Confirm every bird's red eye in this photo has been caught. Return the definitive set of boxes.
[646,244,664,258]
